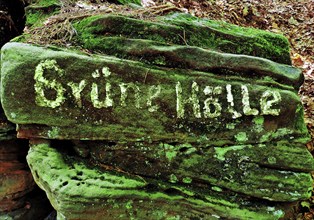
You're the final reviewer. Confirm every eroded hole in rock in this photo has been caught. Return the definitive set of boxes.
[71,176,81,181]
[179,147,189,153]
[163,187,184,196]
[51,140,77,156]
[144,183,159,192]
[106,141,117,147]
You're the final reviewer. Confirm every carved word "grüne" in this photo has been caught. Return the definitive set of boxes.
[34,59,281,119]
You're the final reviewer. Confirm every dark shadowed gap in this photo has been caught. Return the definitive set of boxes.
[0,0,26,48]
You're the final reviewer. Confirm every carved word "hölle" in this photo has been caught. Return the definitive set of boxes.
[34,59,282,119]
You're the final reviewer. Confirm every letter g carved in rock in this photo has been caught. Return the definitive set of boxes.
[34,59,65,108]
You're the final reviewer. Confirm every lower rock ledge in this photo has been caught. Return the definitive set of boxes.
[25,139,302,220]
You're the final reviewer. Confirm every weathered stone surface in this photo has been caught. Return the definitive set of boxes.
[0,167,35,212]
[0,138,51,218]
[82,141,314,202]
[0,170,34,209]
[0,134,51,218]
[72,37,302,89]
[27,140,289,220]
[0,188,54,220]
[0,140,35,212]
[1,43,309,145]
[0,140,36,213]
[75,14,292,64]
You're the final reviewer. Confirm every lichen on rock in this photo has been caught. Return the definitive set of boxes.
[1,43,309,145]
[1,3,313,219]
[27,140,289,220]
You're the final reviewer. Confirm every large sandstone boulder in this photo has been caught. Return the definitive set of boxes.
[1,5,312,220]
[1,41,307,143]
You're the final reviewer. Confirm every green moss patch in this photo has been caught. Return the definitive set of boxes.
[72,13,292,64]
[26,140,288,220]
[25,0,61,27]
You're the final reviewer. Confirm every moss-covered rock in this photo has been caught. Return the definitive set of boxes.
[85,141,314,202]
[1,10,311,220]
[74,13,292,64]
[27,140,289,220]
[116,0,141,5]
[1,43,309,145]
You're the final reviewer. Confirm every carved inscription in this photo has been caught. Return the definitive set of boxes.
[34,60,282,119]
